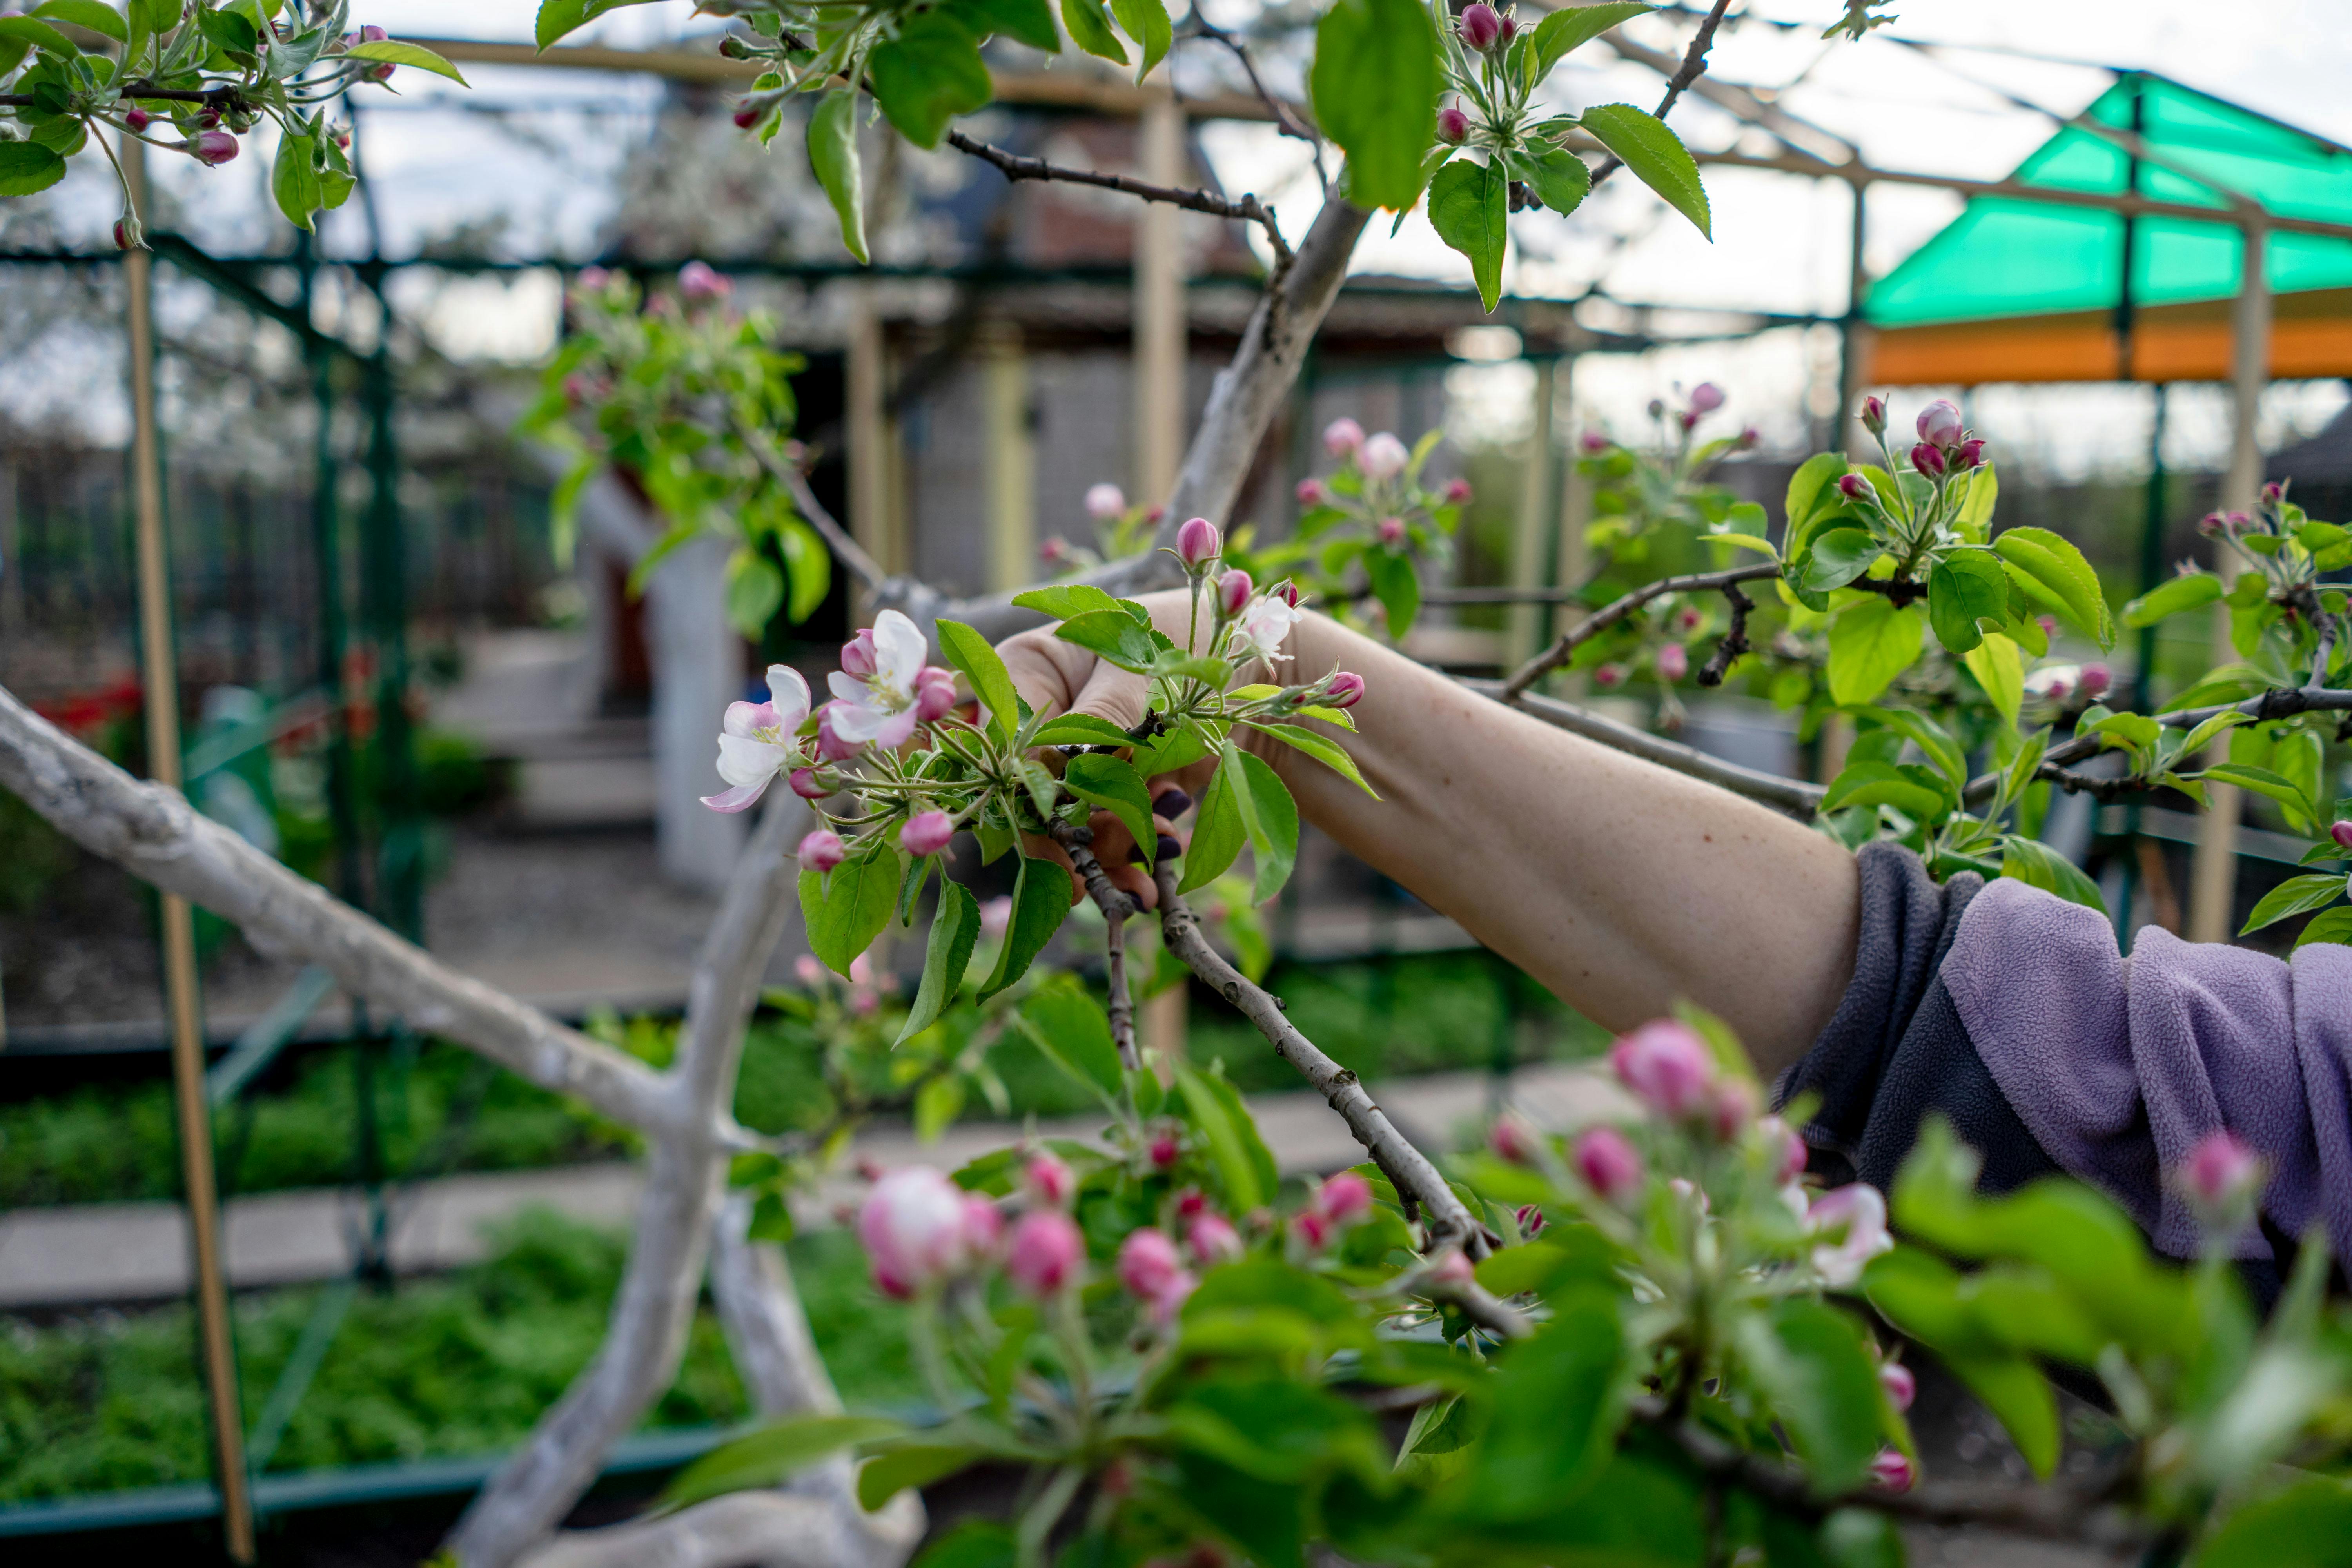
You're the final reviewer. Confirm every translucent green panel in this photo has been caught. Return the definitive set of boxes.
[1867,73,2352,329]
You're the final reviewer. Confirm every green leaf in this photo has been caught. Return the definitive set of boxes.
[909,1521,1018,1568]
[1012,583,1151,623]
[979,851,1069,999]
[2122,571,2223,629]
[1180,754,1247,893]
[805,90,869,265]
[1993,527,2112,649]
[2293,907,2352,949]
[1106,0,1169,79]
[1241,721,1376,795]
[858,1445,989,1510]
[1963,632,2024,729]
[344,38,470,83]
[1426,156,1509,312]
[1998,835,2105,913]
[1784,451,1851,540]
[867,12,991,149]
[1021,983,1122,1096]
[1955,462,2000,541]
[1225,746,1300,904]
[1062,751,1156,856]
[1579,102,1710,237]
[1469,1290,1626,1517]
[724,551,785,635]
[270,129,322,231]
[661,1415,904,1510]
[1928,548,2009,654]
[1530,1,1651,75]
[1826,596,1923,707]
[2238,872,2347,936]
[0,13,80,54]
[1177,1067,1274,1211]
[31,0,124,42]
[936,617,1022,746]
[1737,1298,1884,1495]
[1058,0,1126,63]
[0,139,67,198]
[1801,528,1881,593]
[1367,546,1422,640]
[1942,1351,2060,1479]
[1030,713,1136,748]
[2201,763,2314,819]
[534,0,661,47]
[799,848,902,976]
[1820,761,1950,824]
[2192,1475,2352,1568]
[1867,706,1966,791]
[944,0,1060,53]
[897,882,980,1044]
[1054,607,1160,671]
[1514,146,1591,217]
[1310,0,1439,212]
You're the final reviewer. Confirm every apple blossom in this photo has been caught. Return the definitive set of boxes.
[858,1167,969,1298]
[1610,1020,1716,1118]
[1228,593,1306,664]
[1325,671,1366,708]
[1657,644,1690,682]
[1216,569,1254,617]
[1688,382,1725,414]
[1025,1153,1073,1207]
[1806,1184,1893,1287]
[1006,1210,1083,1296]
[1323,417,1365,456]
[1436,106,1471,144]
[1573,1126,1645,1205]
[1757,1116,1808,1185]
[914,667,958,722]
[814,704,860,763]
[1086,483,1127,520]
[841,629,878,679]
[826,609,930,748]
[900,810,956,857]
[798,829,847,873]
[1880,1361,1916,1413]
[1458,2,1503,49]
[1317,1171,1373,1225]
[1295,478,1325,506]
[1176,516,1221,569]
[702,665,814,813]
[678,261,731,302]
[1188,1212,1243,1264]
[1118,1227,1184,1300]
[1867,1449,1915,1492]
[1915,399,1964,447]
[2180,1129,2263,1226]
[1359,432,1410,481]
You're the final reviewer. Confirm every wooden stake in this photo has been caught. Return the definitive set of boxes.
[123,134,256,1564]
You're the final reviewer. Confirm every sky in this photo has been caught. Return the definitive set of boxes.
[11,0,2352,477]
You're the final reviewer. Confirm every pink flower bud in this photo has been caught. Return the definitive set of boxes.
[978,895,1012,940]
[1837,472,1870,501]
[1317,1171,1373,1226]
[798,829,847,873]
[2332,821,2352,851]
[359,24,388,41]
[1040,537,1070,564]
[1294,1209,1331,1250]
[2078,663,2111,697]
[1006,1210,1083,1296]
[1445,477,1474,505]
[1674,606,1704,634]
[1879,1361,1916,1413]
[1295,478,1325,506]
[1151,1269,1199,1323]
[678,260,731,302]
[1704,1074,1758,1141]
[1909,441,1947,479]
[113,217,138,251]
[795,954,826,987]
[1593,663,1626,689]
[1573,1125,1644,1204]
[1498,13,1517,42]
[858,1167,968,1299]
[1610,1020,1716,1118]
[789,768,831,800]
[1688,382,1725,414]
[1757,1115,1808,1185]
[1360,432,1410,481]
[2226,511,2252,533]
[1377,516,1405,546]
[960,1194,1005,1264]
[1176,515,1221,569]
[1424,1249,1476,1288]
[1515,1203,1547,1238]
[1490,1114,1538,1164]
[577,265,611,291]
[1436,106,1471,145]
[1272,581,1302,608]
[899,810,955,857]
[1868,1449,1915,1492]
[1086,482,1127,520]
[1025,1154,1073,1208]
[1580,430,1609,452]
[1176,1188,1209,1220]
[191,129,240,166]
[1458,2,1503,50]
[2037,613,2059,637]
[1915,399,1964,448]
[1148,1130,1181,1168]
[1145,505,1165,524]
[1951,438,1986,472]
[840,629,878,679]
[1657,643,1689,682]
[1325,671,1366,709]
[915,667,958,722]
[1679,410,1700,434]
[1217,569,1253,617]
[1323,417,1365,457]
[733,100,762,129]
[1858,395,1887,435]
[2262,480,2285,505]
[125,106,152,132]
[2180,1129,2263,1221]
[2199,512,2227,537]
[815,704,859,763]
[1188,1212,1243,1264]
[1118,1227,1184,1300]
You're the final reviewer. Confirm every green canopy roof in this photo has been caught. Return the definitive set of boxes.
[1866,73,2352,330]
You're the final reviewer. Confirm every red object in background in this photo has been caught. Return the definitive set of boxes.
[33,675,144,738]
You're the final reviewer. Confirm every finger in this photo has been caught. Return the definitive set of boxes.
[1068,656,1152,737]
[997,627,1093,723]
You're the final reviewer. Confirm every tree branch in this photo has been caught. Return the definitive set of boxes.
[1696,579,1753,686]
[1497,563,1782,700]
[1049,820,1142,1072]
[1590,0,1737,185]
[738,418,889,593]
[1182,18,1328,191]
[1961,683,2352,805]
[945,129,1294,270]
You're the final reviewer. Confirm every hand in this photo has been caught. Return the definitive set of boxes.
[996,590,1219,910]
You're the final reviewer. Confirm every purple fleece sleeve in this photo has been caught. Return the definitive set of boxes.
[1942,876,2352,1262]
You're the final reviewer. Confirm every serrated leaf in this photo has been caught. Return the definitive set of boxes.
[32,0,125,43]
[1105,0,1168,79]
[1426,156,1509,312]
[1022,984,1122,1096]
[1993,527,2112,649]
[2201,763,2313,819]
[1180,755,1247,893]
[2122,571,2223,628]
[978,851,1069,999]
[1176,1067,1274,1210]
[1964,632,2024,729]
[1224,746,1299,904]
[345,38,469,82]
[1030,713,1136,748]
[0,13,80,54]
[1063,751,1156,857]
[1803,528,1883,593]
[1820,761,1949,824]
[1058,0,1125,63]
[1826,596,1922,707]
[1579,102,1709,237]
[1928,547,2009,655]
[945,0,1060,53]
[0,139,67,197]
[2293,907,2352,950]
[1999,835,2105,913]
[807,90,868,265]
[662,1415,905,1511]
[1530,0,1650,75]
[799,848,902,976]
[1310,0,1439,211]
[1514,145,1590,217]
[2238,872,2346,936]
[1242,721,1376,795]
[1055,608,1160,672]
[867,11,991,149]
[936,617,1022,746]
[898,881,980,1044]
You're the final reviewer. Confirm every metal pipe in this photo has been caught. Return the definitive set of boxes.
[122,132,256,1565]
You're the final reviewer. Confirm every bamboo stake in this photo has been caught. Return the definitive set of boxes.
[123,133,256,1564]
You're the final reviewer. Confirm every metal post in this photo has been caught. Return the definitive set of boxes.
[123,133,257,1564]
[358,270,422,945]
[846,286,896,616]
[1509,358,1555,664]
[1837,175,1872,459]
[2188,220,2272,944]
[1548,346,1588,691]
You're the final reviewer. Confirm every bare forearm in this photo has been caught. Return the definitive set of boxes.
[1256,610,1860,1074]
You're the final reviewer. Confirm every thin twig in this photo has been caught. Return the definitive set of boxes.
[2,80,241,108]
[1183,17,1328,193]
[1589,0,1737,185]
[1499,563,1781,700]
[945,129,1294,271]
[736,417,890,593]
[1049,821,1141,1072]
[1696,580,1752,686]
[1960,683,2352,805]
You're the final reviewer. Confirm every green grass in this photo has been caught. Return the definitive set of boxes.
[0,950,1596,1208]
[0,1214,917,1505]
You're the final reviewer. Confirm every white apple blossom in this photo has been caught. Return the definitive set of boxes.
[1225,593,1305,664]
[1806,1183,1893,1287]
[826,608,929,748]
[1359,432,1410,481]
[701,664,813,814]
